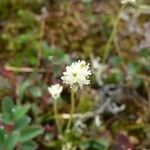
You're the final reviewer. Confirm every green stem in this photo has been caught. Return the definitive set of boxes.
[53,100,62,135]
[102,4,126,64]
[65,89,75,132]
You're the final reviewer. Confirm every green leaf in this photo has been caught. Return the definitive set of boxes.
[2,114,12,124]
[21,141,37,150]
[2,97,14,114]
[0,128,5,143]
[4,131,20,150]
[79,140,108,150]
[20,126,43,142]
[18,80,31,100]
[132,76,142,88]
[48,47,65,60]
[14,117,31,130]
[0,145,4,150]
[128,63,138,75]
[13,104,30,120]
[29,86,42,98]
[42,41,52,59]
[111,56,122,67]
[104,73,121,84]
[139,48,149,58]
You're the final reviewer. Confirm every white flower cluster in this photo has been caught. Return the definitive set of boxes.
[48,84,63,100]
[61,60,92,91]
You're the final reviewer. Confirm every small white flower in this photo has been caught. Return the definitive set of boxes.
[48,84,63,100]
[61,60,92,91]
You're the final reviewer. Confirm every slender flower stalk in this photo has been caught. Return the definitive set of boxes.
[48,84,63,135]
[102,4,126,64]
[65,89,75,132]
[53,99,62,134]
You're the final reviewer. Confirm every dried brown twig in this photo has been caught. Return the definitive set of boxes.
[5,66,51,73]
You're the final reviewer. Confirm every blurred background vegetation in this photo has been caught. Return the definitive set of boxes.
[0,0,150,149]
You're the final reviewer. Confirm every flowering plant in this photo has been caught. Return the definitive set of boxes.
[61,60,92,132]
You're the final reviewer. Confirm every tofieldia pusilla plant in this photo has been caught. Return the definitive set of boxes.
[48,60,91,136]
[48,84,63,135]
[61,60,92,132]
